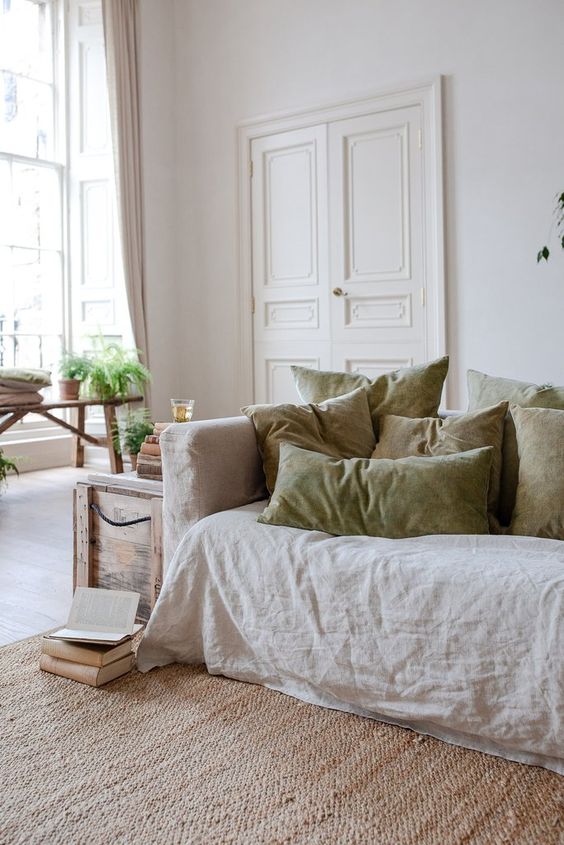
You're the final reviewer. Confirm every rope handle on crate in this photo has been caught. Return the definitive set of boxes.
[90,502,152,527]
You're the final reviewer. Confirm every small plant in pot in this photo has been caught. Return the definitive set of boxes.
[85,338,151,401]
[0,449,18,495]
[59,353,92,401]
[113,408,154,470]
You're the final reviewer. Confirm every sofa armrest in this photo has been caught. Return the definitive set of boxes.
[160,416,267,566]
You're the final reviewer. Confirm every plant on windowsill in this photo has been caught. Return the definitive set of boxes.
[113,408,154,470]
[58,353,92,401]
[537,190,564,263]
[0,449,18,495]
[85,338,151,401]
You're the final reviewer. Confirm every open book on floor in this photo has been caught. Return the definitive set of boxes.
[46,587,142,645]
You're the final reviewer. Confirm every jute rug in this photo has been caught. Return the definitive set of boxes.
[1,637,562,845]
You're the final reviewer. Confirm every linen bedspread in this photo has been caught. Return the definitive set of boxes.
[136,503,564,774]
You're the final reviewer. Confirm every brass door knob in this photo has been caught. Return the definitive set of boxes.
[332,287,348,297]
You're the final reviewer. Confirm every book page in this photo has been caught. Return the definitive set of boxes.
[67,588,140,635]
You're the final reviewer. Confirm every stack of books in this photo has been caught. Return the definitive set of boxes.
[40,637,137,687]
[40,587,141,687]
[136,422,170,481]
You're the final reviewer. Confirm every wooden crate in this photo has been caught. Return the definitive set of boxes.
[73,475,164,622]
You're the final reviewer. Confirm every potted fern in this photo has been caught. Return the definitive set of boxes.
[59,353,92,401]
[85,338,151,401]
[0,449,18,494]
[113,408,154,470]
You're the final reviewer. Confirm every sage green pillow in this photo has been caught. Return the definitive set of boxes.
[467,370,564,526]
[0,368,51,389]
[291,357,449,435]
[258,443,492,539]
[510,405,564,540]
[372,402,508,532]
[242,387,375,494]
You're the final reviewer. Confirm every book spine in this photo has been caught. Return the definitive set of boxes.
[42,639,104,667]
[136,453,162,465]
[139,443,161,457]
[144,434,160,444]
[40,654,101,686]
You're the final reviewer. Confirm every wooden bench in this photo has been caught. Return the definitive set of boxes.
[0,395,143,473]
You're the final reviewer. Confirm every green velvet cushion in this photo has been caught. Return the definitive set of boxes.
[242,387,375,494]
[372,402,507,531]
[510,405,564,540]
[258,443,492,539]
[0,368,51,388]
[467,369,564,526]
[291,357,449,435]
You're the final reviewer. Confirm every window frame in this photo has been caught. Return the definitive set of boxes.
[0,0,67,436]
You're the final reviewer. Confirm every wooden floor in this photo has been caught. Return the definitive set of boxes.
[0,466,96,646]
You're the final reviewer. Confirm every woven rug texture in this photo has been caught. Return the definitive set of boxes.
[0,636,562,845]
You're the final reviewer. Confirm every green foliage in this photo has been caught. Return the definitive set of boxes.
[0,449,18,493]
[113,408,154,456]
[59,352,92,381]
[537,191,564,263]
[85,337,151,401]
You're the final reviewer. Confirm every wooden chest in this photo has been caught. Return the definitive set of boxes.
[73,473,164,622]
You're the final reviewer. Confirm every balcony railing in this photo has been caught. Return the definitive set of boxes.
[0,331,63,371]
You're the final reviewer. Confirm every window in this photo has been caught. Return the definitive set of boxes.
[0,0,63,374]
[0,0,131,439]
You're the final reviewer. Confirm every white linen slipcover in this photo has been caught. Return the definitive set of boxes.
[137,502,564,775]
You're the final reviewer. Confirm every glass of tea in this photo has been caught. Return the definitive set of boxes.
[170,399,195,423]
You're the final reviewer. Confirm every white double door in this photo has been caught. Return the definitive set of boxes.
[251,103,435,404]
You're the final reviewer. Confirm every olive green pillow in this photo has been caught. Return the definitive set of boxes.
[510,405,564,540]
[467,369,564,526]
[258,443,492,539]
[291,356,449,435]
[372,402,508,531]
[242,387,375,494]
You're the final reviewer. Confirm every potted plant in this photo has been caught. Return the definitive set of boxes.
[85,338,151,401]
[113,408,154,470]
[59,353,92,401]
[0,449,18,494]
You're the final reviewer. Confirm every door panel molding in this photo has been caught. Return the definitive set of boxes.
[238,77,445,407]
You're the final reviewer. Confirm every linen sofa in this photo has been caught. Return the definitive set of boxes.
[136,415,564,775]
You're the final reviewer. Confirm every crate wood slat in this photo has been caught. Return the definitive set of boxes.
[75,484,93,589]
[73,478,163,623]
[92,536,153,622]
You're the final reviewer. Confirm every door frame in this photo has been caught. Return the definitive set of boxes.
[237,77,445,405]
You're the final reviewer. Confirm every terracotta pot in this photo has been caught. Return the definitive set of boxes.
[129,453,138,471]
[59,378,81,401]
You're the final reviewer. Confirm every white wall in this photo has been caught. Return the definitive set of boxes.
[141,0,564,416]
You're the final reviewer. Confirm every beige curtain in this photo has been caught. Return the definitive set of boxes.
[102,0,149,370]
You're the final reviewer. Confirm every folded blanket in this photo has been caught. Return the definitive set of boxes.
[0,391,43,407]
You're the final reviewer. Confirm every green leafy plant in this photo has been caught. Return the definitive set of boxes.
[59,352,92,381]
[0,449,18,493]
[85,337,151,401]
[113,408,154,456]
[537,191,564,263]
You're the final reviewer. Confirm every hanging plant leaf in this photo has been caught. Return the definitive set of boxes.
[537,246,550,263]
